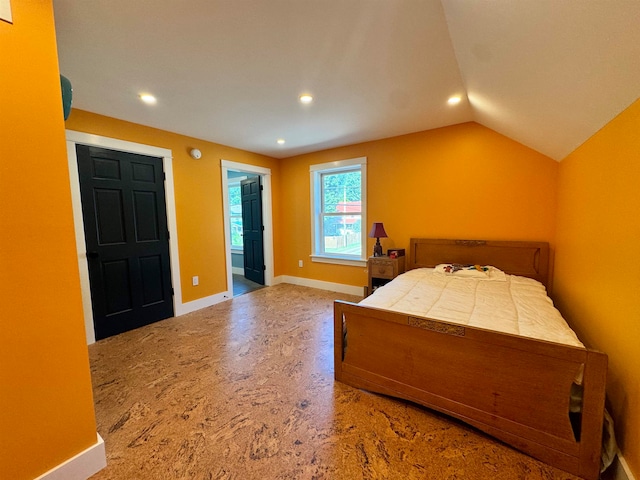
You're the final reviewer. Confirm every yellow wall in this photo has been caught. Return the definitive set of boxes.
[281,122,559,287]
[555,97,640,474]
[65,110,282,302]
[0,2,97,478]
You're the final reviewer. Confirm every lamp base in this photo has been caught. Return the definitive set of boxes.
[373,240,383,257]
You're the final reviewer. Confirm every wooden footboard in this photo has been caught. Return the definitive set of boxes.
[334,300,608,480]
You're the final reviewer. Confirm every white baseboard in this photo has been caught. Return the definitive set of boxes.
[35,433,106,480]
[275,275,364,296]
[232,266,244,275]
[175,291,233,316]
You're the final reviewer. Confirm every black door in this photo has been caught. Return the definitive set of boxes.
[77,145,174,340]
[241,176,265,285]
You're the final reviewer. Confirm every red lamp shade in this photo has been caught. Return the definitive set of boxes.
[368,222,388,239]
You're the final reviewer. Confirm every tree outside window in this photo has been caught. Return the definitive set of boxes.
[229,184,243,249]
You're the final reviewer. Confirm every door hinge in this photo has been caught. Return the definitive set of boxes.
[260,185,264,191]
[261,225,265,231]
[263,265,266,271]
[163,171,166,181]
[167,230,170,240]
[171,287,174,296]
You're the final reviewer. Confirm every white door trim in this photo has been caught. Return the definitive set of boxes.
[65,130,182,344]
[221,160,273,294]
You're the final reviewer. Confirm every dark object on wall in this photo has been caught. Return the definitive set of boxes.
[60,74,73,120]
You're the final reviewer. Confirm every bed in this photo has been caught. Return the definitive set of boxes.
[333,239,607,480]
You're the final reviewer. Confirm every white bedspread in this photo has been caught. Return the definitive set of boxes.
[360,268,584,348]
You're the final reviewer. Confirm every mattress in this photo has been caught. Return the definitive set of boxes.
[359,267,584,349]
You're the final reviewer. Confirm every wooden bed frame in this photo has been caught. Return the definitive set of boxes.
[334,239,607,480]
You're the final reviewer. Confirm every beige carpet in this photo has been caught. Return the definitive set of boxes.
[88,284,578,479]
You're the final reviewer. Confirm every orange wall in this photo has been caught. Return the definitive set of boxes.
[281,122,559,286]
[7,3,634,476]
[65,110,282,302]
[555,97,640,475]
[0,2,97,478]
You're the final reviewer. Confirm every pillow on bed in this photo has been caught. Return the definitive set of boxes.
[434,264,506,280]
[434,263,489,277]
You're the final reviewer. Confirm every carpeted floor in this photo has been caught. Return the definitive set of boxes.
[88,284,579,479]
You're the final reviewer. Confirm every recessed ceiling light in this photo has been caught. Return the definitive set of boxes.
[299,94,313,104]
[139,93,157,105]
[447,95,462,105]
[277,139,286,145]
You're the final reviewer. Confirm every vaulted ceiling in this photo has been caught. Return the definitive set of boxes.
[53,1,640,160]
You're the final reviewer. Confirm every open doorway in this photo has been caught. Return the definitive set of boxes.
[227,171,263,296]
[221,160,274,297]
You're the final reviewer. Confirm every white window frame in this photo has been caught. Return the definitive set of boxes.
[310,157,367,266]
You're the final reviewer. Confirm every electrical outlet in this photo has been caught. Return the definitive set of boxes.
[298,260,303,268]
[192,276,199,286]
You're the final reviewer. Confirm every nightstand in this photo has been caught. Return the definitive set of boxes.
[367,255,405,296]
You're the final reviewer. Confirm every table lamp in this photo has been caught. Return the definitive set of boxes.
[368,222,388,257]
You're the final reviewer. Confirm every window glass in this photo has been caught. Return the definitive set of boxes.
[229,184,243,249]
[321,170,361,256]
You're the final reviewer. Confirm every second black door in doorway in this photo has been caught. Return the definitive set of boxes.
[241,176,265,285]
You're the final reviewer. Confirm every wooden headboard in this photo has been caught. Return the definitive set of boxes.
[409,238,550,287]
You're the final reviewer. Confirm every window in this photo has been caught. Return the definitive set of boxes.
[229,183,243,249]
[310,157,367,265]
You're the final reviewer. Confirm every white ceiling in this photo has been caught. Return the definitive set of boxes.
[53,1,640,160]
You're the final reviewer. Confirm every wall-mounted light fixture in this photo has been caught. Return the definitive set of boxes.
[60,75,73,120]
